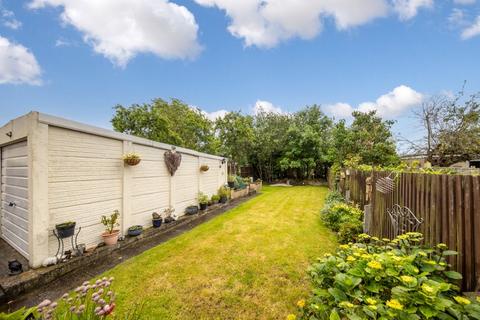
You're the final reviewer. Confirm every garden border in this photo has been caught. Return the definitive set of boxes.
[0,192,258,310]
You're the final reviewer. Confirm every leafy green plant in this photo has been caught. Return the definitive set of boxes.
[122,153,141,161]
[321,202,362,232]
[128,225,143,231]
[296,233,480,320]
[211,194,220,202]
[337,219,364,244]
[198,192,209,205]
[0,307,37,320]
[55,221,75,230]
[227,175,236,183]
[101,210,120,234]
[324,191,344,206]
[218,186,229,198]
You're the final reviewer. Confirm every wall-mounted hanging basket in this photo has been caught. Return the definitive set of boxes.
[123,153,141,166]
[200,164,209,172]
[164,148,182,176]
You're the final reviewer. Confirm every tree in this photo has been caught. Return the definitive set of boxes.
[215,112,254,169]
[250,111,290,181]
[278,105,333,179]
[346,111,399,166]
[410,89,480,166]
[111,98,218,153]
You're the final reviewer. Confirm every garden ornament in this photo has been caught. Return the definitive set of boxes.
[376,172,398,194]
[387,204,423,237]
[164,147,182,176]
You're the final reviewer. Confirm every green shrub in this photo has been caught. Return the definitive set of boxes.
[295,233,480,320]
[337,219,364,244]
[321,202,362,232]
[325,191,344,205]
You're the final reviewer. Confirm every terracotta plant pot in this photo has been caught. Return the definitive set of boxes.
[102,230,119,246]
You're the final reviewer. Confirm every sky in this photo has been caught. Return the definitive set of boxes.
[0,0,479,150]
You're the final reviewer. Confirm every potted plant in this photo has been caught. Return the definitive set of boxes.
[227,175,235,188]
[185,205,199,215]
[218,186,229,203]
[55,221,76,238]
[123,153,141,166]
[198,192,209,210]
[200,164,209,172]
[163,206,175,223]
[128,225,143,236]
[101,210,120,246]
[152,212,162,228]
[211,194,220,204]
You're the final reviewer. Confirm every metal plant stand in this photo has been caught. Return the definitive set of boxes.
[387,205,423,237]
[53,227,81,261]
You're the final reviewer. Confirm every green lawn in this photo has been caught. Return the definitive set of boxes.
[106,186,337,319]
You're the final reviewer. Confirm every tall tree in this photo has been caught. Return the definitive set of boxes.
[111,98,218,153]
[215,112,254,168]
[278,105,333,179]
[251,111,290,181]
[410,89,480,166]
[347,111,399,166]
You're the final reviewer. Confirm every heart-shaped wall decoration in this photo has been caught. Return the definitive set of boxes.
[164,148,182,176]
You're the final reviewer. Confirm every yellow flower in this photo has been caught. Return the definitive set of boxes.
[339,244,349,250]
[400,275,415,284]
[421,284,435,295]
[371,237,379,241]
[425,260,436,265]
[437,243,448,250]
[367,261,382,270]
[382,238,390,242]
[418,252,427,257]
[454,296,471,305]
[339,301,354,308]
[286,314,297,320]
[386,299,404,310]
[368,305,378,310]
[347,256,356,262]
[297,299,305,308]
[476,296,480,303]
[366,298,377,305]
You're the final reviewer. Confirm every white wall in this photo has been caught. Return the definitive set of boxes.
[48,127,123,255]
[46,126,227,256]
[129,144,169,228]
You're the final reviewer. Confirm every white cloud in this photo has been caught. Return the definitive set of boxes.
[1,4,22,30]
[453,0,476,5]
[204,109,229,121]
[392,0,433,20]
[325,85,424,119]
[448,8,467,26]
[461,16,480,39]
[29,0,201,67]
[194,0,389,48]
[0,35,42,85]
[253,100,284,114]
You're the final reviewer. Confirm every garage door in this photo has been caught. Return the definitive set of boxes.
[1,141,29,259]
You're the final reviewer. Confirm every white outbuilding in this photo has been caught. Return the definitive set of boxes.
[0,112,227,268]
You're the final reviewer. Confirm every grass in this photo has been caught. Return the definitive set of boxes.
[104,186,337,319]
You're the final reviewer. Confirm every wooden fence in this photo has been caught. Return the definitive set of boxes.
[337,169,480,292]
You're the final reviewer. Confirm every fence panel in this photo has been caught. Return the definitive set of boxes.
[337,169,480,291]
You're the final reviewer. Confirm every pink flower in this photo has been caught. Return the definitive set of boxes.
[38,299,51,308]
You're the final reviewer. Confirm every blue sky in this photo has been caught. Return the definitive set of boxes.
[0,0,479,148]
